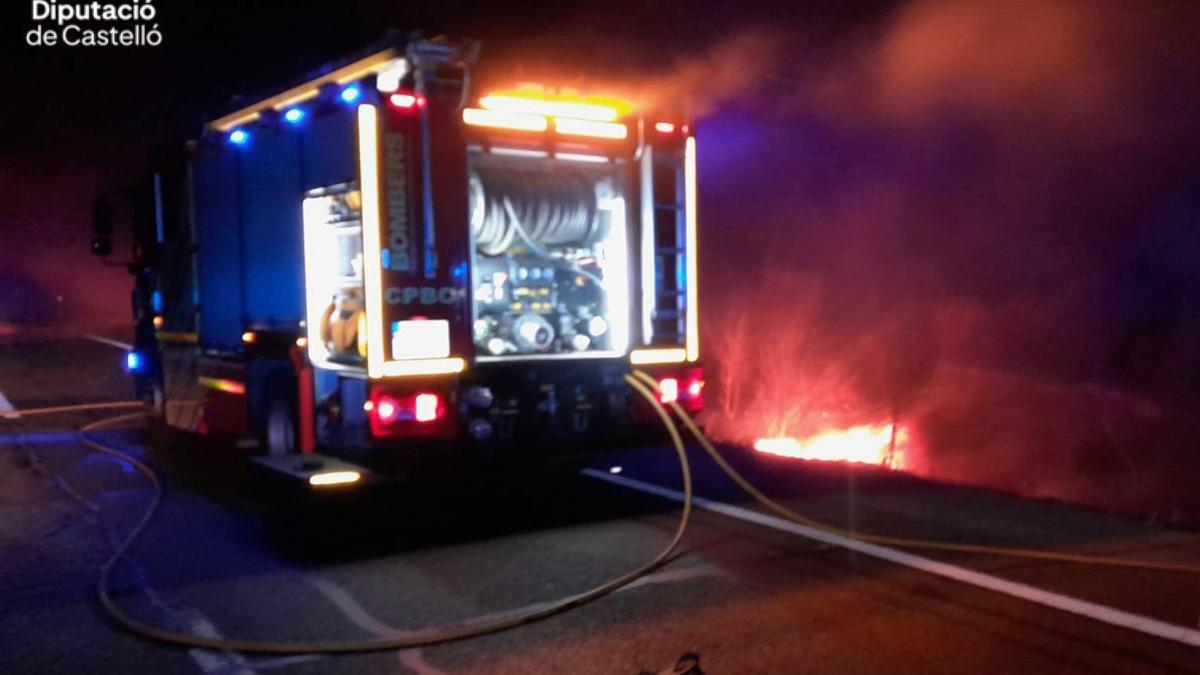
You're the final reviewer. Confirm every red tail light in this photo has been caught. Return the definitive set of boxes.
[681,368,704,412]
[366,389,451,439]
[388,92,426,110]
[374,396,400,423]
[658,377,679,403]
[414,393,440,422]
[638,369,703,413]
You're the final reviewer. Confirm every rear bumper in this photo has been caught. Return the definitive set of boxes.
[352,358,702,472]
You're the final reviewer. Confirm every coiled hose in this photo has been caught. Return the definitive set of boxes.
[470,166,607,257]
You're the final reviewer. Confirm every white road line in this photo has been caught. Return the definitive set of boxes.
[308,577,449,675]
[0,388,18,419]
[308,560,722,671]
[309,577,416,638]
[619,564,725,591]
[582,468,1200,649]
[245,656,324,671]
[178,608,259,675]
[85,334,133,351]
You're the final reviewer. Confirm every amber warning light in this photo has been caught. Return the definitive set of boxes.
[462,88,635,139]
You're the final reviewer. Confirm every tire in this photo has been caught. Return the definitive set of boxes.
[260,376,298,456]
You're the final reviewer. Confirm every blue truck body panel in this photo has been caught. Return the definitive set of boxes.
[240,131,302,327]
[193,104,359,350]
[193,149,242,349]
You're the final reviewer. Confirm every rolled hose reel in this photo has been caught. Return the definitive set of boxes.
[469,166,610,256]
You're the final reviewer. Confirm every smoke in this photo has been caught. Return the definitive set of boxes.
[685,0,1200,521]
[471,21,788,119]
[626,31,785,117]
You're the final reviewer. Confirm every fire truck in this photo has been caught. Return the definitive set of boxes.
[123,38,702,486]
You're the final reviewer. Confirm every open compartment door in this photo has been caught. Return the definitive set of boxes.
[302,183,367,371]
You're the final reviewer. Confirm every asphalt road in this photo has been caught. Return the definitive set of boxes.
[2,338,1200,674]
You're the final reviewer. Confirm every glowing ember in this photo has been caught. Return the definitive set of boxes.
[754,424,905,468]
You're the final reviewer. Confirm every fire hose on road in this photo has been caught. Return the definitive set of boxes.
[75,374,694,654]
[6,372,1200,655]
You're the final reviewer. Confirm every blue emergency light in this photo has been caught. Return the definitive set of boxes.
[228,129,250,145]
[125,351,144,373]
[339,85,361,104]
[283,107,305,124]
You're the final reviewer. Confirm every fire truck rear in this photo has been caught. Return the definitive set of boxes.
[129,38,702,485]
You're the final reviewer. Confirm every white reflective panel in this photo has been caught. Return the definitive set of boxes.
[357,105,385,378]
[555,153,609,164]
[599,196,630,355]
[629,347,687,365]
[684,136,699,362]
[391,319,451,360]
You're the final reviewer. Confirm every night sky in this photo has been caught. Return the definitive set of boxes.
[3,0,1200,516]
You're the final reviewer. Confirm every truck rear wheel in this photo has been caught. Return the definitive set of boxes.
[260,376,298,456]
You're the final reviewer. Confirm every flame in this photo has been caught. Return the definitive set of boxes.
[754,424,906,468]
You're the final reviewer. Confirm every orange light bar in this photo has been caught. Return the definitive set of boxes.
[463,108,548,132]
[684,136,699,362]
[357,104,386,379]
[480,93,631,121]
[209,48,401,132]
[197,377,246,395]
[309,470,361,487]
[156,331,198,344]
[379,357,466,377]
[554,118,627,140]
